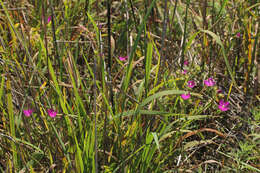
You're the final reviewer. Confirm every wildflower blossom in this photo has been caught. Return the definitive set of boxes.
[119,56,128,61]
[182,69,187,74]
[23,109,33,117]
[187,80,196,88]
[204,77,215,87]
[236,32,241,38]
[47,16,51,24]
[48,109,57,118]
[183,60,189,66]
[181,93,191,100]
[218,100,229,111]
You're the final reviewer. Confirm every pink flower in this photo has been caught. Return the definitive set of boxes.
[47,16,51,24]
[204,77,215,87]
[183,60,189,66]
[187,80,196,88]
[48,109,57,118]
[119,56,128,61]
[218,100,229,111]
[23,109,33,117]
[236,32,241,38]
[182,69,187,74]
[181,93,191,100]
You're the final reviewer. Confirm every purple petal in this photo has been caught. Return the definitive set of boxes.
[223,101,229,106]
[218,100,229,111]
[218,105,229,111]
[23,109,33,117]
[204,78,215,87]
[47,16,51,24]
[48,109,57,118]
[181,93,191,100]
[219,99,225,105]
[182,70,188,74]
[217,89,222,93]
[183,60,189,66]
[119,56,128,61]
[187,80,195,88]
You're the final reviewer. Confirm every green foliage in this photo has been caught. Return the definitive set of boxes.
[0,0,259,172]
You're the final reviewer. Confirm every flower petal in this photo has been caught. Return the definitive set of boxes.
[47,16,51,24]
[119,56,128,61]
[183,60,189,66]
[181,93,191,100]
[48,109,57,118]
[23,109,33,117]
[204,78,215,87]
[187,80,195,88]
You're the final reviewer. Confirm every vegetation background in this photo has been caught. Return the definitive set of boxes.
[0,0,259,172]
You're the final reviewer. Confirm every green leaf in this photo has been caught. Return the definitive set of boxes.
[145,42,153,90]
[152,132,160,152]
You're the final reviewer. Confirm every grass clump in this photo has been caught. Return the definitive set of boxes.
[0,0,259,172]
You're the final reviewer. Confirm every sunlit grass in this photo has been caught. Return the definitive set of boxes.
[0,0,259,172]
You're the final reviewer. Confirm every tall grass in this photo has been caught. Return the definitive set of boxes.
[0,0,259,172]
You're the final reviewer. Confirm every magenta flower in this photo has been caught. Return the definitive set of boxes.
[187,80,196,88]
[218,100,229,111]
[23,109,33,117]
[47,16,51,24]
[236,32,241,38]
[183,60,189,66]
[204,77,215,87]
[48,109,57,118]
[182,69,187,74]
[119,56,128,61]
[181,93,191,100]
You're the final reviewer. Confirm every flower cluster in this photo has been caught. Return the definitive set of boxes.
[179,61,229,112]
[23,109,57,118]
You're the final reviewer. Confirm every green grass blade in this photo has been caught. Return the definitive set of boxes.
[200,30,237,87]
[184,31,201,54]
[140,90,186,107]
[48,58,74,137]
[122,0,158,93]
[0,76,5,106]
[6,79,17,168]
[145,41,153,91]
[0,0,31,61]
[151,132,160,152]
[50,122,72,166]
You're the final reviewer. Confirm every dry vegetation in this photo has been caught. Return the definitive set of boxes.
[0,0,259,172]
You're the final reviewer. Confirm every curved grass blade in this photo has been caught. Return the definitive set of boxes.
[145,41,153,92]
[140,90,186,107]
[6,79,17,168]
[200,30,237,87]
[122,0,158,93]
[151,132,160,152]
